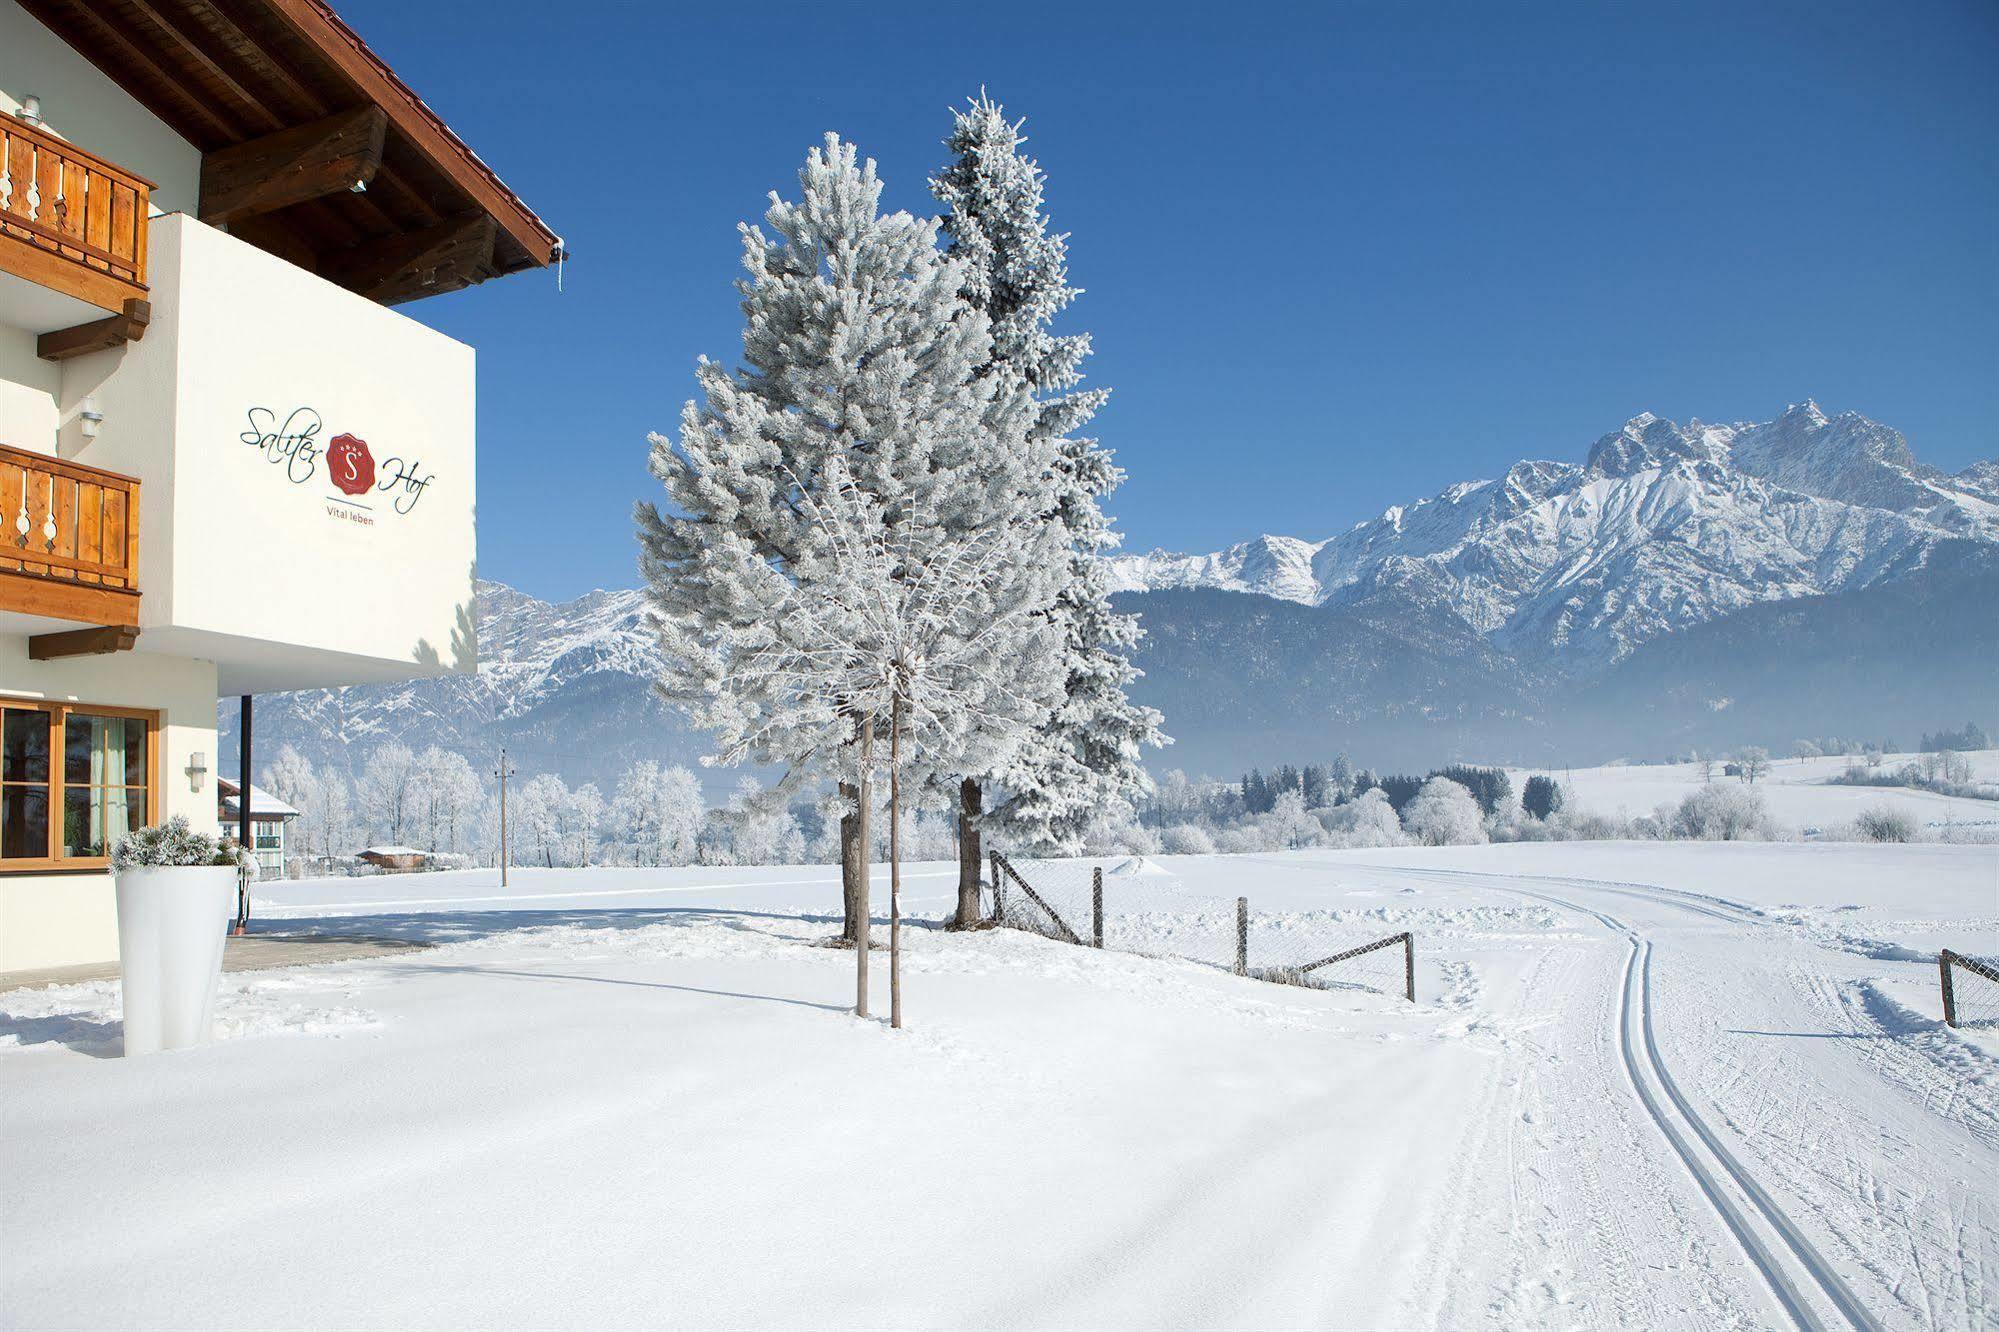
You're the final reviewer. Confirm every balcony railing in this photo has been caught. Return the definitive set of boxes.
[0,117,151,314]
[0,443,141,627]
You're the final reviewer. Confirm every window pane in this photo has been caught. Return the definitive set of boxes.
[125,721,147,786]
[65,714,147,787]
[1,785,50,859]
[63,785,138,859]
[2,712,50,783]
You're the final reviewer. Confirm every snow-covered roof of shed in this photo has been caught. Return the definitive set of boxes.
[216,776,299,819]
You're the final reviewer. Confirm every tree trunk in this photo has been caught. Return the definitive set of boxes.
[839,780,864,944]
[954,776,983,929]
[889,696,903,1030]
[854,715,873,1019]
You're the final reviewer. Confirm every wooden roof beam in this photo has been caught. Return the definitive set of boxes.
[322,211,494,305]
[189,0,334,118]
[200,106,387,225]
[41,1,243,146]
[263,0,559,266]
[38,300,152,362]
[189,0,420,237]
[123,0,288,134]
[29,625,141,660]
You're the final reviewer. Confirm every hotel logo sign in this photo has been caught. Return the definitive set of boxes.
[327,433,375,497]
[241,407,435,526]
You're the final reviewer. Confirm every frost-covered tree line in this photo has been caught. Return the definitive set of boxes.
[1126,748,1995,850]
[1128,762,1796,852]
[1830,749,1994,801]
[1129,762,1550,852]
[258,743,982,874]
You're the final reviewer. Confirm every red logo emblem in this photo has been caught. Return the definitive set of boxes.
[326,434,375,496]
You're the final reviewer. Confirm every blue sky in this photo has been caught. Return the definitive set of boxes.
[344,0,1997,601]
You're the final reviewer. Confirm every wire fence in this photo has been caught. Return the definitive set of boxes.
[1941,950,1999,1028]
[990,854,1095,947]
[989,851,1415,1001]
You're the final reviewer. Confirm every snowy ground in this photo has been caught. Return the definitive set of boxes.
[1508,751,1999,834]
[3,844,1995,1330]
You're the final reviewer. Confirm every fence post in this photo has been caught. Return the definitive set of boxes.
[990,851,1003,924]
[1092,867,1104,948]
[1941,950,1958,1028]
[1235,896,1248,976]
[1403,933,1415,1003]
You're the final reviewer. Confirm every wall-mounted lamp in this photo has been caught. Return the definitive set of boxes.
[16,94,42,127]
[349,178,368,193]
[78,397,103,440]
[186,751,208,794]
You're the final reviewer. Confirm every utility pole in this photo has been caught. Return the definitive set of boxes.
[234,694,252,935]
[494,748,514,888]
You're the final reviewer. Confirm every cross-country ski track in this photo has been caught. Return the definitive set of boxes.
[1322,856,1985,1330]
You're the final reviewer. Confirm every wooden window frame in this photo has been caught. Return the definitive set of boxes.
[0,700,160,873]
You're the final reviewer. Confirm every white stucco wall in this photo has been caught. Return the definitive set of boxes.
[0,323,60,452]
[47,215,479,691]
[166,217,478,682]
[0,2,202,217]
[0,636,217,972]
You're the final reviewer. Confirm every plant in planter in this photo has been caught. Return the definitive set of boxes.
[110,817,253,1056]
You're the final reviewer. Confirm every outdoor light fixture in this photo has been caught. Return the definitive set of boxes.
[16,94,42,126]
[78,397,103,440]
[185,751,208,793]
[350,178,368,193]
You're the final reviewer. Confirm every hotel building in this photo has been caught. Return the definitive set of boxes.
[1,0,557,970]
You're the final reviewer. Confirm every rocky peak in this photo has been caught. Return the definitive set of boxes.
[1585,412,1732,477]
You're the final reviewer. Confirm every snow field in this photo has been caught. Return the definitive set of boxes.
[1509,751,1999,835]
[2,842,1994,1329]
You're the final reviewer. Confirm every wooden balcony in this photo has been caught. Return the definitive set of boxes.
[0,116,152,315]
[0,443,141,633]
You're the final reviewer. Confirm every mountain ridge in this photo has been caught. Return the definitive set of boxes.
[1106,402,1996,672]
[226,403,1996,785]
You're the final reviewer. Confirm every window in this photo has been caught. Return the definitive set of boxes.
[0,702,157,870]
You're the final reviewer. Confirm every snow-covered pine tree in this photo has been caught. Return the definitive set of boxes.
[636,133,1063,955]
[932,94,1166,907]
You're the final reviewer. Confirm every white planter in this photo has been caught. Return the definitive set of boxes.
[114,865,235,1056]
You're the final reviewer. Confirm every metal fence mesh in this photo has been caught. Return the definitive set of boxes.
[1250,927,1412,997]
[991,853,1413,1001]
[1943,952,1999,1028]
[991,855,1095,946]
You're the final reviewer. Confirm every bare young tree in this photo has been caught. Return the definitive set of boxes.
[1736,747,1771,785]
[517,773,569,867]
[408,747,485,853]
[357,742,419,845]
[298,767,353,862]
[568,783,608,866]
[707,460,1062,1026]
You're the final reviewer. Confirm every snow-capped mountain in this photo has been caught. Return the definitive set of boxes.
[1107,402,1997,672]
[233,403,1996,783]
[219,582,708,790]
